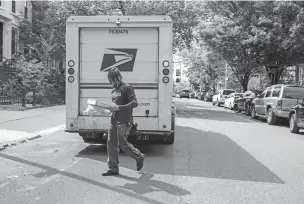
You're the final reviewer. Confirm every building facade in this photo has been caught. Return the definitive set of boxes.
[0,0,32,61]
[0,0,32,84]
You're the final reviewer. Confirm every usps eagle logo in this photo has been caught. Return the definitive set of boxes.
[100,48,137,72]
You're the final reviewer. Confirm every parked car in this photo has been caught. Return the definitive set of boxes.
[233,90,257,115]
[212,89,236,106]
[204,92,213,102]
[251,84,304,125]
[224,92,243,110]
[289,99,304,133]
[180,90,190,99]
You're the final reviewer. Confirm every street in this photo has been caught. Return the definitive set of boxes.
[1,99,304,204]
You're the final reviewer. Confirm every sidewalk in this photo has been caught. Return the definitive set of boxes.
[0,105,66,151]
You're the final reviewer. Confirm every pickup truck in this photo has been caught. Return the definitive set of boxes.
[212,89,236,106]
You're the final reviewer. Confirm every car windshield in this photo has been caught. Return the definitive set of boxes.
[282,87,304,99]
[223,90,235,95]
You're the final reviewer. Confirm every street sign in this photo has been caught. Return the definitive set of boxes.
[176,69,181,76]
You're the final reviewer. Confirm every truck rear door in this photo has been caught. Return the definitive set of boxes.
[79,27,159,117]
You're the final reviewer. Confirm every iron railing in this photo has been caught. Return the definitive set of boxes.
[0,86,23,107]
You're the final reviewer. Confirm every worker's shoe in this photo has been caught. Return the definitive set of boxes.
[136,154,145,171]
[102,169,119,176]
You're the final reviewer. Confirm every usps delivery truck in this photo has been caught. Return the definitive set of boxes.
[65,16,175,144]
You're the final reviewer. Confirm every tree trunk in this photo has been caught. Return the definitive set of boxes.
[241,75,249,92]
[22,88,26,108]
[267,65,284,85]
[32,90,36,107]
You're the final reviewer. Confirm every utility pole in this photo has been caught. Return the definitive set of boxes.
[224,62,228,89]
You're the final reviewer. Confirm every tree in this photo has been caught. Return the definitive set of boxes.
[3,56,55,107]
[180,42,227,94]
[198,1,304,86]
[20,1,205,56]
[116,1,206,52]
[197,1,264,91]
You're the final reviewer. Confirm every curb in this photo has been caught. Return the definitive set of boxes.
[0,134,42,151]
[0,103,65,111]
[0,124,65,152]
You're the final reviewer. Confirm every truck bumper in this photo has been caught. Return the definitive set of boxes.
[65,129,173,141]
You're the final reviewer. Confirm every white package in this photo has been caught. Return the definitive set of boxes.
[83,99,112,116]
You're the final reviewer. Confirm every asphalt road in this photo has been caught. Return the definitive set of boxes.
[1,99,304,204]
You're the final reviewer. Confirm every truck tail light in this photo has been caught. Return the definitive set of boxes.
[277,100,282,109]
[68,76,74,83]
[163,68,169,75]
[162,77,169,83]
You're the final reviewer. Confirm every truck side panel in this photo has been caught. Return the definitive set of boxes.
[66,25,80,131]
[157,26,173,132]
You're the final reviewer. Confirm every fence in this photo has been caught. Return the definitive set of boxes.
[0,86,23,108]
[0,86,65,110]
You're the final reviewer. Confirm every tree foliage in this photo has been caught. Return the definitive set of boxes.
[180,42,226,93]
[19,1,205,58]
[197,1,304,87]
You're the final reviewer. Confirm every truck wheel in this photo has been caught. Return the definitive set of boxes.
[165,111,175,145]
[267,107,277,125]
[164,133,174,144]
[289,114,300,133]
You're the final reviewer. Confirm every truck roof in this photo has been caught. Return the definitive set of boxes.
[66,15,172,23]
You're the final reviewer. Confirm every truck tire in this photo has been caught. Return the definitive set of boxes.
[164,108,175,145]
[289,113,300,133]
[79,132,107,144]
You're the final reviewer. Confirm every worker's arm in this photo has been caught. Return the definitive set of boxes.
[118,86,138,110]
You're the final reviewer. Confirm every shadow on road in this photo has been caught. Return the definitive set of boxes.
[76,125,285,184]
[116,173,191,196]
[176,106,256,123]
[0,153,166,204]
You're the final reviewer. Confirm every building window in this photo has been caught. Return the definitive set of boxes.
[12,0,16,13]
[11,28,17,55]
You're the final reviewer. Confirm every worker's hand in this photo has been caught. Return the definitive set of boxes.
[108,103,119,112]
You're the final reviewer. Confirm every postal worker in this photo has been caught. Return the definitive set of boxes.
[102,67,145,176]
